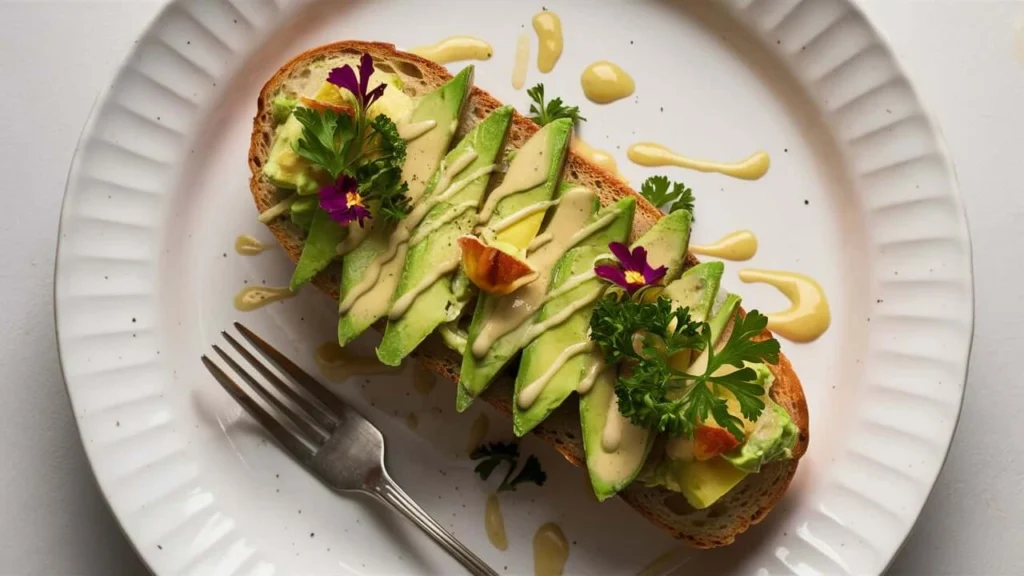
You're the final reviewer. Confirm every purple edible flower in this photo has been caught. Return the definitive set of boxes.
[319,174,371,227]
[594,242,667,294]
[326,53,387,110]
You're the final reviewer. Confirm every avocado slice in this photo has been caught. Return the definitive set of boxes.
[376,106,515,365]
[456,119,574,410]
[647,362,793,509]
[577,210,694,500]
[512,198,635,435]
[337,67,473,346]
[662,261,726,323]
[290,208,346,290]
[263,114,322,196]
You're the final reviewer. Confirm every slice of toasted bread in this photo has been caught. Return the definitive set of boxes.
[248,41,809,549]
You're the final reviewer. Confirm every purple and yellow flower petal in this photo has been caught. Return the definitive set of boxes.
[595,241,667,294]
[319,174,371,227]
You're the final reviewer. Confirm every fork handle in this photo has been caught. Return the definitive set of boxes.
[373,472,498,576]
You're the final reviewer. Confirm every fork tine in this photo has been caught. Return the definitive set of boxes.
[222,331,338,431]
[233,322,351,417]
[212,345,330,446]
[202,355,315,462]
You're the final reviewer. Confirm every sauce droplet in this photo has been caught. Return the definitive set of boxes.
[412,363,437,396]
[689,230,758,261]
[409,36,493,65]
[627,142,770,181]
[485,494,508,551]
[313,341,400,381]
[532,11,563,73]
[233,286,294,311]
[512,33,531,89]
[533,522,569,576]
[571,138,626,182]
[466,413,490,454]
[738,269,831,342]
[234,234,267,256]
[580,61,635,104]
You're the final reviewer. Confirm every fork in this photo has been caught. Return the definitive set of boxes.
[202,322,497,576]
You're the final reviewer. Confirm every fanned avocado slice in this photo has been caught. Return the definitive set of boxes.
[512,198,635,436]
[578,210,694,500]
[290,209,346,290]
[456,119,574,411]
[376,106,515,365]
[337,67,473,346]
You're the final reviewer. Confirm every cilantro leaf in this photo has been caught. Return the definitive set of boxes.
[470,442,547,492]
[527,83,586,126]
[471,442,519,481]
[505,455,547,491]
[291,107,354,179]
[639,176,695,216]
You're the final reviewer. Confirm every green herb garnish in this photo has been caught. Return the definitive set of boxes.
[527,83,586,126]
[639,175,695,216]
[589,293,779,440]
[470,442,547,492]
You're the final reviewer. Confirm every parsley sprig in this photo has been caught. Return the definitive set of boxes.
[527,83,586,126]
[640,176,695,216]
[470,442,547,492]
[290,54,410,225]
[589,294,779,440]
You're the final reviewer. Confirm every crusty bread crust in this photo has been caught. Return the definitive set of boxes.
[248,41,808,549]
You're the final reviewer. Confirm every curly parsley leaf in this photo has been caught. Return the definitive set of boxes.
[527,83,586,126]
[470,442,547,492]
[589,295,778,440]
[589,294,702,367]
[355,114,411,224]
[639,176,695,216]
[291,107,354,179]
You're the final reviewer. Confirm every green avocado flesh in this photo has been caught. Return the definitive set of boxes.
[263,114,322,196]
[456,119,574,411]
[338,68,473,346]
[376,106,515,366]
[512,197,635,436]
[290,209,346,290]
[578,210,695,500]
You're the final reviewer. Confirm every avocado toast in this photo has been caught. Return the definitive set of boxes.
[248,41,809,549]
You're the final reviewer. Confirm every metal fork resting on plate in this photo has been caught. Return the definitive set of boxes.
[202,322,497,576]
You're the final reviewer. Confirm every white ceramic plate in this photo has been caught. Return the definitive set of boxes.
[55,0,973,574]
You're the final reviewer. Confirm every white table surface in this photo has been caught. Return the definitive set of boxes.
[1,1,1021,574]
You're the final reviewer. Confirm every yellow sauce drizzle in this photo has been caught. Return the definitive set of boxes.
[571,138,627,182]
[410,36,493,64]
[580,61,635,104]
[233,286,294,311]
[467,413,489,454]
[533,523,569,576]
[738,269,831,342]
[532,10,563,73]
[512,33,530,89]
[412,363,437,396]
[313,341,400,381]
[689,230,758,261]
[627,142,771,181]
[485,494,508,550]
[234,234,267,256]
